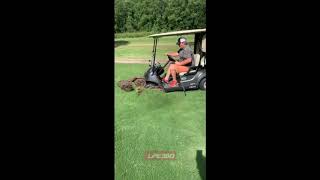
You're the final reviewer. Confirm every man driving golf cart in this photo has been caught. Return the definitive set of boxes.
[144,28,206,93]
[162,37,194,87]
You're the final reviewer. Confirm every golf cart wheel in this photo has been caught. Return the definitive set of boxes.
[199,78,206,90]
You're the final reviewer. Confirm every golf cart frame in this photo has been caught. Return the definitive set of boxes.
[144,29,206,93]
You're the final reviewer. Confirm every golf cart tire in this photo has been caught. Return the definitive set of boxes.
[199,78,206,90]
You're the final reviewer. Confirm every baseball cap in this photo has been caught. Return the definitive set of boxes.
[176,37,187,45]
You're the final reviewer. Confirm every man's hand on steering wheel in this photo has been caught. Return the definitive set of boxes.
[175,61,182,65]
[166,54,176,62]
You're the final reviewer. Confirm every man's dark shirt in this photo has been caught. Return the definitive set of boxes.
[178,45,194,67]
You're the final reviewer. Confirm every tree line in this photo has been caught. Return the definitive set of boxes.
[115,0,206,33]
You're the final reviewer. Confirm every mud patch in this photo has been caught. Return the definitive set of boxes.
[118,77,152,95]
[118,77,163,95]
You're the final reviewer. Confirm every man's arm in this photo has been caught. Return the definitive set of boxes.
[175,58,192,66]
[165,52,179,57]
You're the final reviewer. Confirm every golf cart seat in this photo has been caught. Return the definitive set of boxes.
[200,34,206,66]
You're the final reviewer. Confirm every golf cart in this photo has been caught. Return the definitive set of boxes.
[144,29,206,93]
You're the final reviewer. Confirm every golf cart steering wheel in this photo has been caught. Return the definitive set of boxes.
[167,55,176,62]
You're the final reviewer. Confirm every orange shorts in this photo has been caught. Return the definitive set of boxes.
[174,64,189,73]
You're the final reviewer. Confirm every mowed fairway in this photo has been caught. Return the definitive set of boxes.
[115,35,205,180]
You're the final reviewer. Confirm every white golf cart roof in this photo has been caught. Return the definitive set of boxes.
[149,28,206,38]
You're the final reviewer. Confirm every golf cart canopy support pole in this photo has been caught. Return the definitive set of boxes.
[152,37,158,68]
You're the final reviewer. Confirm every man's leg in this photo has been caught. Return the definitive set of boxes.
[164,64,175,82]
[169,65,189,87]
[175,65,189,74]
[164,61,173,71]
[171,68,177,81]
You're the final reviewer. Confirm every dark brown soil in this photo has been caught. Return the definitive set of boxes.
[118,77,147,94]
[117,80,134,92]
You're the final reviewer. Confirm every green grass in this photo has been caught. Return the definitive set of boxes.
[115,64,206,180]
[115,35,194,60]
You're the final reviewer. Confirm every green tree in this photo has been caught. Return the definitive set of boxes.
[115,0,206,33]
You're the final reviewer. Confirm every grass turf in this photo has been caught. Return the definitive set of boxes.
[115,63,206,180]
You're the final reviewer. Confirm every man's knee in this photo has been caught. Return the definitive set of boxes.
[169,64,175,70]
[170,67,177,74]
